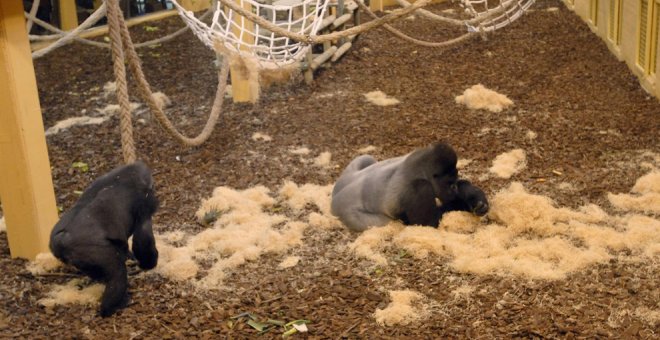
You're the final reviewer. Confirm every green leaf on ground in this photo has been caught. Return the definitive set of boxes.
[247,319,269,332]
[71,162,89,172]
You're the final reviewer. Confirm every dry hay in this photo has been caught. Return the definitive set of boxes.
[635,307,660,327]
[349,223,405,266]
[489,149,527,179]
[350,174,660,280]
[38,279,104,308]
[526,130,538,140]
[251,132,273,142]
[102,81,116,97]
[450,285,475,299]
[46,99,145,136]
[278,181,333,214]
[289,146,311,155]
[151,91,172,109]
[27,252,63,275]
[313,151,333,168]
[314,90,346,99]
[154,181,337,289]
[96,102,142,116]
[608,170,660,213]
[278,256,301,269]
[455,84,513,113]
[373,290,430,326]
[358,145,377,153]
[45,116,110,136]
[259,62,301,88]
[456,159,473,170]
[557,182,575,191]
[364,91,400,106]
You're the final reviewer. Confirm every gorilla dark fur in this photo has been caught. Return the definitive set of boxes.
[331,142,489,231]
[50,161,159,317]
[438,179,489,218]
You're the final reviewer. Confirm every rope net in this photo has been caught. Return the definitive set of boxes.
[462,0,536,32]
[170,0,534,67]
[171,0,330,68]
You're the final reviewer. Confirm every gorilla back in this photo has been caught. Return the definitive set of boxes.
[331,142,460,231]
[50,161,159,317]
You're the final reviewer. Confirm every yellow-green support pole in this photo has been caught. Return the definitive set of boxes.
[228,0,259,103]
[180,0,212,12]
[0,0,58,260]
[59,0,78,30]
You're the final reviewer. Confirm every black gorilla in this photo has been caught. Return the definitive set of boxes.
[49,161,158,317]
[331,142,489,231]
[437,179,489,219]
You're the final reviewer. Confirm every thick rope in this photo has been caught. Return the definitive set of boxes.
[28,8,214,56]
[392,0,518,26]
[32,2,109,59]
[357,1,478,48]
[115,3,231,147]
[25,0,40,33]
[102,0,231,159]
[106,0,136,163]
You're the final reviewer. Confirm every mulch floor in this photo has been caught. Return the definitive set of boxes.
[1,0,659,338]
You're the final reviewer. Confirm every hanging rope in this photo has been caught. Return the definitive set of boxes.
[28,6,215,58]
[356,1,479,48]
[106,0,136,163]
[25,0,40,33]
[116,5,231,147]
[32,2,109,59]
[104,0,232,163]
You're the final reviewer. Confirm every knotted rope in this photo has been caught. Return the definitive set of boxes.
[105,0,230,163]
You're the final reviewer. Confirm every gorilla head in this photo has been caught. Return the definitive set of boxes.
[438,179,489,219]
[50,161,159,317]
[457,180,489,216]
[404,142,460,205]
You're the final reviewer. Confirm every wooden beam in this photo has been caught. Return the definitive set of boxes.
[227,0,259,103]
[59,0,78,31]
[0,0,58,260]
[179,0,212,12]
[30,9,180,52]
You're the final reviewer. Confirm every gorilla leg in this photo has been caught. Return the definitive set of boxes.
[343,155,377,173]
[336,208,392,232]
[65,243,129,317]
[132,219,158,270]
[98,256,128,317]
[332,155,377,196]
[332,189,392,231]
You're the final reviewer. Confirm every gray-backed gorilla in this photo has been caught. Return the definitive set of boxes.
[332,142,462,231]
[49,161,159,317]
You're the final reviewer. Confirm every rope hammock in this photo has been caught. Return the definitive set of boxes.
[171,0,534,67]
[461,0,536,32]
[170,0,331,69]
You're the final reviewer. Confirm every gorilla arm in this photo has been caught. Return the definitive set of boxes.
[131,219,158,270]
[437,179,489,217]
[397,179,442,227]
